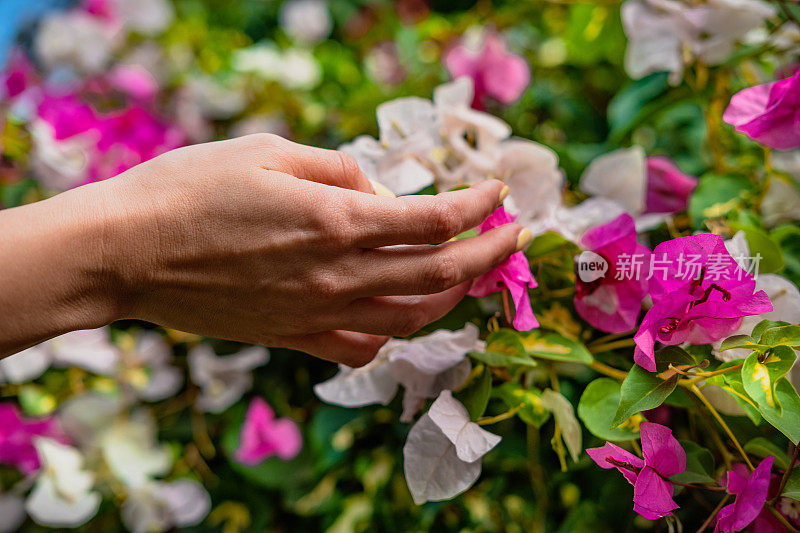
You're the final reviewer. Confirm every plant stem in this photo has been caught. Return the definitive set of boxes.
[767,502,800,533]
[771,443,800,504]
[688,393,734,470]
[669,479,724,492]
[527,425,547,533]
[477,403,523,425]
[691,385,754,470]
[777,0,800,27]
[501,289,513,327]
[679,363,744,387]
[587,338,636,353]
[697,494,730,533]
[588,360,628,381]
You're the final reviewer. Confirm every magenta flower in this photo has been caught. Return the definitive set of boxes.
[574,214,650,334]
[644,157,698,214]
[444,31,530,110]
[634,234,772,372]
[722,69,800,150]
[468,207,538,331]
[37,94,99,141]
[587,422,686,520]
[0,404,68,474]
[1,49,35,100]
[715,457,774,533]
[234,397,302,466]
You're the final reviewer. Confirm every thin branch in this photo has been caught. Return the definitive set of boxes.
[771,443,800,504]
[691,385,754,470]
[697,494,731,533]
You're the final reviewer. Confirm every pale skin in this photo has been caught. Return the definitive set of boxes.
[0,134,529,366]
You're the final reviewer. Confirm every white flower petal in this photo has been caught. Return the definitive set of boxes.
[0,493,26,533]
[539,390,582,462]
[427,391,501,463]
[26,476,100,528]
[50,328,120,375]
[580,146,646,215]
[0,344,51,384]
[314,352,399,407]
[101,411,173,488]
[403,414,481,505]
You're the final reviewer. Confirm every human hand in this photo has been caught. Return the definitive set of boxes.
[93,134,529,366]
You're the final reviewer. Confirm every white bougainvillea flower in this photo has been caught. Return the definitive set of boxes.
[188,344,269,413]
[622,0,773,85]
[314,324,482,422]
[121,479,211,533]
[110,0,176,36]
[498,139,564,231]
[388,325,480,422]
[0,492,26,533]
[539,389,582,462]
[49,328,121,375]
[25,438,100,528]
[121,331,182,402]
[34,11,117,74]
[762,150,800,226]
[279,0,332,44]
[313,351,398,408]
[0,327,119,384]
[715,232,800,363]
[58,392,124,449]
[99,410,172,488]
[233,45,321,90]
[581,146,647,215]
[0,344,51,384]
[403,391,500,504]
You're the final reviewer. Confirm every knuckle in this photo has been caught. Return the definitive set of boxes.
[245,132,282,146]
[335,151,362,180]
[422,250,461,292]
[309,273,341,301]
[427,201,460,242]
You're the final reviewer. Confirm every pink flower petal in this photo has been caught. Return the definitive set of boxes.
[633,466,679,520]
[586,442,645,486]
[640,422,686,478]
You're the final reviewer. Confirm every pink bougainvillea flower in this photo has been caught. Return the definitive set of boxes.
[468,207,538,331]
[574,213,650,334]
[644,156,698,214]
[1,49,36,100]
[107,65,159,101]
[234,397,302,466]
[0,404,68,474]
[37,94,99,141]
[715,457,774,533]
[634,234,772,372]
[444,31,530,110]
[587,422,686,520]
[722,69,800,150]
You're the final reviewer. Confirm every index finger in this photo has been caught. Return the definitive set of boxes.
[349,179,508,247]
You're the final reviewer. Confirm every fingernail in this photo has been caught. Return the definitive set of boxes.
[497,185,510,206]
[515,229,532,253]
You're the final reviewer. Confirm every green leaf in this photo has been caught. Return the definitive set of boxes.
[454,366,492,421]
[706,363,762,424]
[752,319,791,342]
[469,329,538,368]
[18,385,57,416]
[494,382,550,427]
[688,174,752,229]
[671,441,715,484]
[744,437,790,471]
[527,231,575,257]
[755,378,800,444]
[729,225,785,274]
[759,325,800,349]
[611,365,678,428]
[540,389,582,463]
[783,469,800,501]
[578,378,639,441]
[718,334,765,353]
[741,346,797,413]
[521,331,594,364]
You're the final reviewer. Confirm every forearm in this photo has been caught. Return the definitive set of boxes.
[0,182,121,357]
